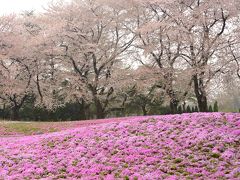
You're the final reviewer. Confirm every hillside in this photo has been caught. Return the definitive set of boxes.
[0,113,240,179]
[0,117,138,136]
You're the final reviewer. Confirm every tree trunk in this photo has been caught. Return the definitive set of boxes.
[78,99,87,120]
[12,106,20,120]
[193,75,208,112]
[196,94,208,112]
[141,105,147,116]
[183,101,186,113]
[166,82,179,114]
[170,98,178,114]
[94,98,106,119]
[2,104,6,119]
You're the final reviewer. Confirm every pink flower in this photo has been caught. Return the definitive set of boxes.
[0,113,239,179]
[105,174,115,180]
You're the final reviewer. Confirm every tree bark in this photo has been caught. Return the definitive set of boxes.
[10,95,28,121]
[162,72,179,114]
[78,99,87,120]
[141,105,147,116]
[11,106,20,120]
[170,98,178,114]
[94,98,106,119]
[193,75,208,112]
[183,101,186,113]
[196,94,208,112]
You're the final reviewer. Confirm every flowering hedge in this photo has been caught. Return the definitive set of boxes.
[0,113,240,179]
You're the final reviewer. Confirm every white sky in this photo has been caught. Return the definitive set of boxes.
[0,0,60,15]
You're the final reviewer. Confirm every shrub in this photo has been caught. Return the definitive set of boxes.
[191,106,195,112]
[177,106,183,114]
[194,106,199,112]
[186,105,191,113]
[209,105,213,112]
[213,101,219,112]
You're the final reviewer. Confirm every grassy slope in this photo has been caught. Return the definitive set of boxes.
[0,116,146,136]
[0,121,57,136]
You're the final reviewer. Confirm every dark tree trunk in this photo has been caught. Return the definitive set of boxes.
[196,94,208,112]
[141,105,147,116]
[12,106,20,120]
[78,99,87,120]
[165,81,179,114]
[2,104,6,119]
[170,98,178,114]
[10,94,28,120]
[94,98,106,119]
[183,101,186,113]
[89,84,107,119]
[193,75,208,112]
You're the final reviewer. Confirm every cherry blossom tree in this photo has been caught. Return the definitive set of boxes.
[43,0,136,118]
[129,0,240,112]
[161,0,240,111]
[124,0,193,113]
[0,12,58,119]
[0,16,34,119]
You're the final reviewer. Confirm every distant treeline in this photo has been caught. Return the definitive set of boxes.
[0,96,221,121]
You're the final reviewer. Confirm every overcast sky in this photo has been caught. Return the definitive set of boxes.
[0,0,61,15]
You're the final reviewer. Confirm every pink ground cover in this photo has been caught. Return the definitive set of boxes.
[0,113,240,179]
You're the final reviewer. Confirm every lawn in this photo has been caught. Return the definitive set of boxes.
[0,117,138,136]
[0,121,56,136]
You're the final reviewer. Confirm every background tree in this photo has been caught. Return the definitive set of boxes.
[161,0,240,112]
[44,0,135,118]
[128,1,193,113]
[213,101,219,112]
[186,105,191,113]
[208,105,213,112]
[0,16,35,120]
